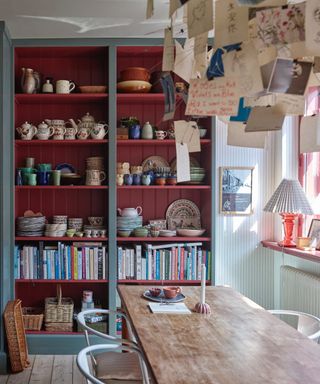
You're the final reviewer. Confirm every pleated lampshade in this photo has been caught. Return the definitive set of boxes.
[264,179,313,214]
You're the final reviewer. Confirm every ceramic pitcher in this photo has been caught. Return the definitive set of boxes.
[117,206,143,217]
[16,122,37,140]
[21,68,39,94]
[91,123,109,140]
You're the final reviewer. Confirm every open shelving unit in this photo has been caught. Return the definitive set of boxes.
[7,40,215,354]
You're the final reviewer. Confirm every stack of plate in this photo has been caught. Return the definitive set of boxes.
[45,223,67,237]
[189,167,206,184]
[86,157,105,170]
[16,216,46,236]
[117,216,143,234]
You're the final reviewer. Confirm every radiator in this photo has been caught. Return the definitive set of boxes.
[280,265,320,317]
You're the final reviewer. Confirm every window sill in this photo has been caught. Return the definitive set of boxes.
[261,240,320,263]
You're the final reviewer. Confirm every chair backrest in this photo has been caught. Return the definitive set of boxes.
[77,344,150,384]
[268,310,320,341]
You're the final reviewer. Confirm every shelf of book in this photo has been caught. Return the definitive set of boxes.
[15,279,108,283]
[118,279,210,284]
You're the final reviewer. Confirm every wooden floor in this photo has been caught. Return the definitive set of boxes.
[0,355,86,384]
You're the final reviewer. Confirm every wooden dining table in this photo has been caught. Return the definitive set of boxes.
[117,285,320,384]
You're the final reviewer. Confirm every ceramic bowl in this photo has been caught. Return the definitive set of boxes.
[176,228,206,237]
[149,287,161,297]
[120,67,150,82]
[88,216,104,226]
[117,80,152,93]
[117,229,131,237]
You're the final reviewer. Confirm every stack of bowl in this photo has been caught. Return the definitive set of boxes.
[117,67,152,93]
[189,167,206,184]
[53,215,68,225]
[16,216,46,236]
[117,216,143,237]
[68,217,83,232]
[45,223,67,237]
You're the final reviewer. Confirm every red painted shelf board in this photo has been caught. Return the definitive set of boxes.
[261,240,320,263]
[15,236,108,241]
[117,237,210,242]
[15,93,108,104]
[117,139,211,146]
[15,279,108,283]
[15,139,108,146]
[117,93,184,104]
[118,280,210,284]
[117,185,211,190]
[15,186,108,190]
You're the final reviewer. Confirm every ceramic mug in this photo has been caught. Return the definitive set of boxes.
[37,170,50,185]
[56,80,76,94]
[85,169,106,186]
[163,286,181,299]
[142,174,151,186]
[116,174,124,186]
[124,174,133,185]
[53,126,66,140]
[27,173,37,186]
[133,174,141,185]
[155,130,167,140]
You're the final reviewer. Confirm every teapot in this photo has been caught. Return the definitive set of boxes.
[16,121,37,140]
[117,206,143,217]
[78,112,95,130]
[21,68,39,94]
[91,123,109,140]
[36,121,54,140]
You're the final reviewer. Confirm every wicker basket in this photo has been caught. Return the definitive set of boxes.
[3,300,30,372]
[45,322,73,332]
[22,307,44,331]
[44,284,74,324]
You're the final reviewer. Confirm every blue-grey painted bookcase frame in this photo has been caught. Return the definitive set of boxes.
[0,21,216,369]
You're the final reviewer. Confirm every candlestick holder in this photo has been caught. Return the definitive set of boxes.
[194,302,211,314]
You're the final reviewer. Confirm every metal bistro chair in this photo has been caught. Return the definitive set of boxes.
[77,309,150,384]
[268,310,320,342]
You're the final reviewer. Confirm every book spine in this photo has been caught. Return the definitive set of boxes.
[94,247,98,280]
[135,244,142,280]
[98,248,103,280]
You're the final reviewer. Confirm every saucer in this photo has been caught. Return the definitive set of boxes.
[143,290,185,303]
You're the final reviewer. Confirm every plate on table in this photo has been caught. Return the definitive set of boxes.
[56,163,76,174]
[141,156,170,172]
[143,290,185,303]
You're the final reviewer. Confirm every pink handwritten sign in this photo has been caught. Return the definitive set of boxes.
[186,78,240,116]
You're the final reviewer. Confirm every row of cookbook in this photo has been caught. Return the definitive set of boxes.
[14,242,211,281]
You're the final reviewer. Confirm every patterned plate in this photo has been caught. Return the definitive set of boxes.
[166,199,201,230]
[141,156,170,172]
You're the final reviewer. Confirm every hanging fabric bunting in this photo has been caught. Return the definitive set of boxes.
[230,98,251,122]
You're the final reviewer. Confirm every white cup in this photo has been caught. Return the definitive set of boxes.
[56,80,76,94]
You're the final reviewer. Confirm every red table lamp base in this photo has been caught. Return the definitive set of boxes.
[278,213,297,248]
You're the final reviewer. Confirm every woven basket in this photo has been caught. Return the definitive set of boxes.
[3,300,30,372]
[44,285,74,324]
[45,322,73,332]
[22,307,44,331]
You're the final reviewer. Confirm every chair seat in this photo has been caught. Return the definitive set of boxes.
[96,351,143,383]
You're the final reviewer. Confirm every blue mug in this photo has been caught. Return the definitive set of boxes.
[133,173,141,185]
[124,174,133,185]
[129,124,141,140]
[37,170,50,185]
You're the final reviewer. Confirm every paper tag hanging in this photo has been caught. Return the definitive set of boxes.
[176,142,191,183]
[174,120,201,153]
[174,38,195,83]
[228,121,266,148]
[162,28,175,71]
[146,0,154,19]
[245,106,284,132]
[187,0,214,39]
[300,115,320,153]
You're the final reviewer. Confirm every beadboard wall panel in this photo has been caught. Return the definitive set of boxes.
[215,118,276,308]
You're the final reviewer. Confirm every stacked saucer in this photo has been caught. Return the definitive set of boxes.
[86,157,105,170]
[16,216,46,236]
[117,216,143,235]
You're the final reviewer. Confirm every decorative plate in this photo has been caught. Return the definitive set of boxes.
[166,199,201,230]
[170,156,200,172]
[141,156,170,172]
[55,163,76,174]
[143,290,185,303]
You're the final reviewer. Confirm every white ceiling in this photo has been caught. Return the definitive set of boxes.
[0,0,176,39]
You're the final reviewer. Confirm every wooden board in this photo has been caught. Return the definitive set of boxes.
[118,285,320,384]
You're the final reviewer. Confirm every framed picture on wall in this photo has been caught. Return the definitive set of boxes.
[307,219,320,249]
[219,167,254,215]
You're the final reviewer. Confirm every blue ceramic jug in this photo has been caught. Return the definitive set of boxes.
[129,124,141,140]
